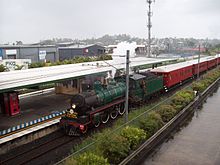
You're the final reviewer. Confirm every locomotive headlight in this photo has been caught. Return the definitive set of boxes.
[72,104,76,109]
[69,109,74,114]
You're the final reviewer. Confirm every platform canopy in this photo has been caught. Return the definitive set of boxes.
[0,57,173,93]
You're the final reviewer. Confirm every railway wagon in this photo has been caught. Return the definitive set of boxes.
[151,62,193,89]
[125,72,164,102]
[217,56,220,65]
[192,60,208,75]
[207,58,217,69]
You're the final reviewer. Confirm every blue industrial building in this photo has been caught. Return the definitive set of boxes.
[58,44,106,61]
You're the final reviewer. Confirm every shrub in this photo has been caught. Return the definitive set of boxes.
[0,64,6,72]
[138,112,164,137]
[157,105,177,122]
[192,82,206,92]
[96,133,130,164]
[171,91,191,111]
[29,62,45,68]
[28,55,112,68]
[147,111,164,126]
[177,90,195,103]
[120,126,146,149]
[75,152,109,165]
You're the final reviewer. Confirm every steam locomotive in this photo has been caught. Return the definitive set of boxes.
[60,56,220,136]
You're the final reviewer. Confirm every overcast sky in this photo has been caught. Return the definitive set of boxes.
[0,0,220,43]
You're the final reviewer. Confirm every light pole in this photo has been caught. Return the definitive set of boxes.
[125,50,130,123]
[147,0,155,58]
[197,44,201,79]
[217,49,219,68]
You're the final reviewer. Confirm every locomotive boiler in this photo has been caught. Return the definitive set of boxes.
[60,80,126,135]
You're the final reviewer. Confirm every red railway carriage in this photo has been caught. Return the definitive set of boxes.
[217,56,220,65]
[151,62,193,88]
[192,61,208,75]
[207,58,217,69]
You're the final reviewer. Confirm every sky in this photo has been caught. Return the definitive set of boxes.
[0,0,220,43]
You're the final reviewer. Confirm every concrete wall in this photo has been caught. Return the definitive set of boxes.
[0,59,31,70]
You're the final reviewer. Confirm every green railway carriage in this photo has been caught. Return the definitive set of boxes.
[129,72,164,102]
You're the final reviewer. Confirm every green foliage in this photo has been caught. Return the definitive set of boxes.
[178,90,195,103]
[75,152,109,165]
[138,112,164,136]
[0,64,6,72]
[28,55,112,69]
[157,105,177,122]
[96,133,130,164]
[15,65,24,70]
[192,69,220,92]
[29,62,46,68]
[120,126,146,149]
[192,82,206,92]
[171,90,195,111]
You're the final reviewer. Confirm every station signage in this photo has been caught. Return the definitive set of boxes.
[5,49,17,55]
[39,50,47,60]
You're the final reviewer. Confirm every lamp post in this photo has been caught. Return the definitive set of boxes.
[217,49,219,68]
[125,50,130,123]
[147,0,155,57]
[197,44,201,79]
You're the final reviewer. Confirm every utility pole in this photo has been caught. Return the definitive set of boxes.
[147,0,154,58]
[217,48,219,68]
[125,50,130,123]
[197,44,201,79]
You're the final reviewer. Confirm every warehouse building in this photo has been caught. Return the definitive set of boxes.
[0,45,58,63]
[58,44,106,61]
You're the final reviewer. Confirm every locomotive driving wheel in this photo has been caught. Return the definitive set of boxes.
[118,103,125,115]
[101,112,110,124]
[110,106,118,119]
[94,119,101,128]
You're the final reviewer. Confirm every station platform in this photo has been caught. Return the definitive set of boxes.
[0,91,72,131]
[0,118,60,145]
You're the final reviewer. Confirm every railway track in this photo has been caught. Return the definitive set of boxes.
[0,131,77,165]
